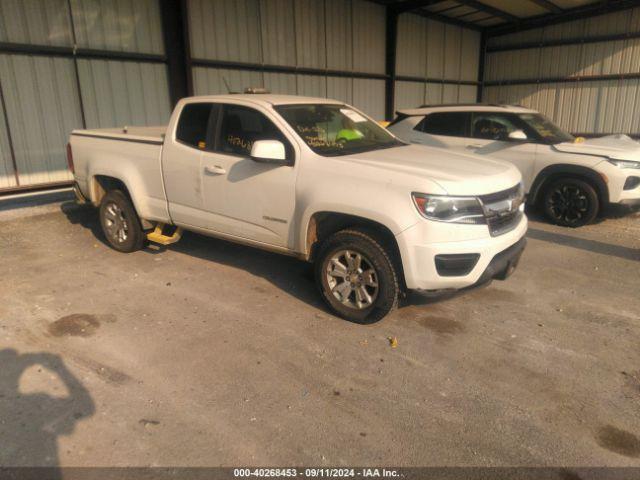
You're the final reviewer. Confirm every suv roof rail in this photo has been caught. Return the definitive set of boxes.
[244,87,270,94]
[417,102,506,108]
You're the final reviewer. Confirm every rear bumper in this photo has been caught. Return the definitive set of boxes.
[73,182,89,204]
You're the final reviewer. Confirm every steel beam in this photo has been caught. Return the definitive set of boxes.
[160,0,190,106]
[385,7,399,121]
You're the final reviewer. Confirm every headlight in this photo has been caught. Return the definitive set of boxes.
[608,159,640,169]
[412,193,485,224]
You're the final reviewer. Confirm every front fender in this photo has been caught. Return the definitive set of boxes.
[528,163,609,206]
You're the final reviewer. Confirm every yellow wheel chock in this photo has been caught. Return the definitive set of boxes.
[146,223,183,246]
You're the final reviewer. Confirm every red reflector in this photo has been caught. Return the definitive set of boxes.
[66,143,74,174]
[413,195,427,212]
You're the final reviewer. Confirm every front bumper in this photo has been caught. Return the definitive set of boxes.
[396,213,528,290]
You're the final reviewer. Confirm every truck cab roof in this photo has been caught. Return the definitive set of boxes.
[180,94,344,107]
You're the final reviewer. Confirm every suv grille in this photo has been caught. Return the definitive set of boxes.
[479,183,524,237]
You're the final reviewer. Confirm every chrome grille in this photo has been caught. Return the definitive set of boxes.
[479,183,524,237]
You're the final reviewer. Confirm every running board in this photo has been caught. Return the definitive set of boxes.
[146,223,183,245]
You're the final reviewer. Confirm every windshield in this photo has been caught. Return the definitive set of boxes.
[274,104,403,156]
[516,113,574,144]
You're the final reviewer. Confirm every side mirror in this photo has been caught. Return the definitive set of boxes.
[508,130,528,141]
[250,140,286,164]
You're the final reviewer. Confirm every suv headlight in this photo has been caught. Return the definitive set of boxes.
[608,159,640,169]
[412,193,485,224]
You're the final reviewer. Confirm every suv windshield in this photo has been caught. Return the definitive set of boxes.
[275,104,403,156]
[516,113,574,144]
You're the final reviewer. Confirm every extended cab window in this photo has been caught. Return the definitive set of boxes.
[416,112,470,137]
[176,103,217,149]
[218,104,291,159]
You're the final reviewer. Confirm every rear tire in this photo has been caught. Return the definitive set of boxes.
[315,229,399,324]
[542,177,599,227]
[99,189,145,252]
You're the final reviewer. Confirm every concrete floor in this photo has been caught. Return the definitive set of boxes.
[1,192,639,468]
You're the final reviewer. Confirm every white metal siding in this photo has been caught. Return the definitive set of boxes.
[188,0,262,63]
[0,55,83,185]
[0,0,167,190]
[0,97,16,189]
[189,0,387,118]
[395,81,477,110]
[0,0,73,46]
[352,0,385,74]
[396,13,480,81]
[294,0,326,69]
[485,6,640,134]
[78,59,171,128]
[193,66,386,119]
[70,0,164,53]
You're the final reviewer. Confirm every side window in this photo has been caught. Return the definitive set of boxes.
[176,103,216,150]
[415,112,470,138]
[218,104,291,159]
[471,113,519,141]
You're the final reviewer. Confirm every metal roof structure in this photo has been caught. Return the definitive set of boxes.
[373,0,640,36]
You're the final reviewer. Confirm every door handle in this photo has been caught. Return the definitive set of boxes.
[204,165,226,175]
[466,144,482,150]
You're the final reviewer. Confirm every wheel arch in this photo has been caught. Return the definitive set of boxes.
[304,211,407,291]
[91,175,131,206]
[528,164,609,209]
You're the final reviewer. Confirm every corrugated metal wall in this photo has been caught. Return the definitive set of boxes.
[0,0,485,190]
[395,13,480,110]
[484,7,640,135]
[188,0,388,119]
[0,0,169,190]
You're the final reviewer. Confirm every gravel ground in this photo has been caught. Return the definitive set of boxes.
[0,192,639,469]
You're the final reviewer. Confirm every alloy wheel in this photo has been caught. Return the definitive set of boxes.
[547,184,590,225]
[103,202,129,244]
[325,249,379,310]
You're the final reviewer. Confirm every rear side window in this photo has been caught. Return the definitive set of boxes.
[471,112,520,141]
[176,103,216,149]
[218,104,292,160]
[415,112,470,138]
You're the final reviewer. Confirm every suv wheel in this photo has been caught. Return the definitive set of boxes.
[99,189,145,252]
[315,229,399,323]
[543,177,599,227]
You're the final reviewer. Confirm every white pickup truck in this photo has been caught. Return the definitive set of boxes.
[68,94,527,323]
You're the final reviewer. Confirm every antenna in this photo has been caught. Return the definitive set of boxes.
[222,77,238,94]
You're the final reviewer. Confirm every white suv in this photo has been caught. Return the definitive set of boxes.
[388,104,640,227]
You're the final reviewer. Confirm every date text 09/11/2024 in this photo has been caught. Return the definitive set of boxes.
[233,468,401,478]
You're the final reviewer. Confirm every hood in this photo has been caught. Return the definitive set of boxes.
[553,135,640,161]
[342,144,522,196]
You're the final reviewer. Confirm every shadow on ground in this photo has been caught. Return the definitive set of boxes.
[0,349,94,477]
[61,202,468,316]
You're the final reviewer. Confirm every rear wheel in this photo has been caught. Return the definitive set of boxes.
[99,189,145,252]
[315,229,399,324]
[542,177,599,227]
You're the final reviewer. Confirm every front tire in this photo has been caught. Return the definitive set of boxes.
[99,189,145,252]
[542,177,599,227]
[315,229,399,324]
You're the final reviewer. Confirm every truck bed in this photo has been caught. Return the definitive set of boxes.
[70,125,170,224]
[72,126,167,144]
